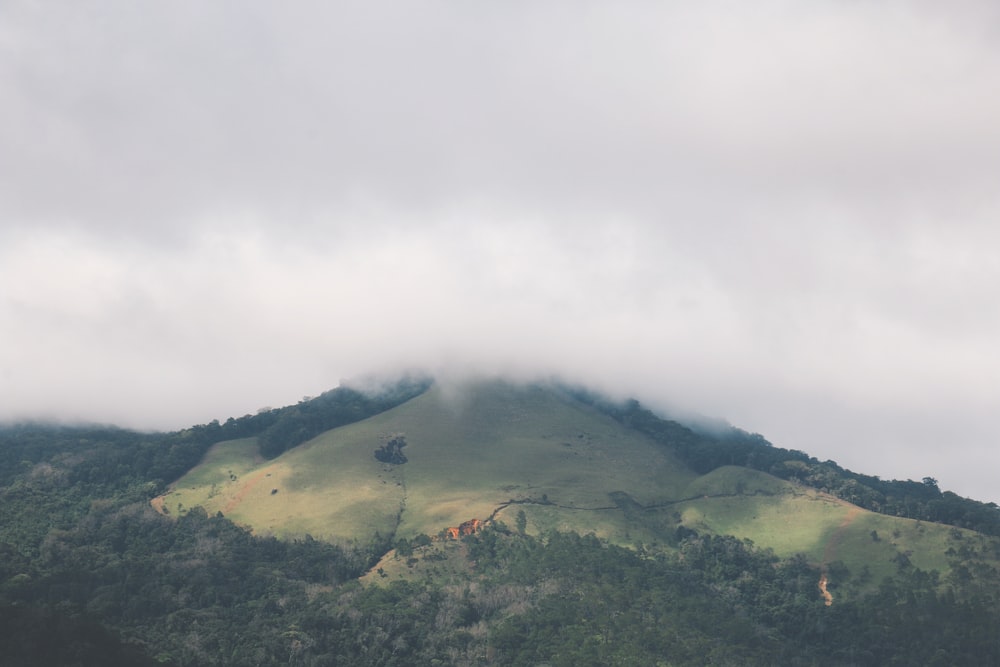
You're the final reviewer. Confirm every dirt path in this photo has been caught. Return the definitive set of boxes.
[818,574,833,606]
[223,468,272,514]
[823,505,862,564]
[818,504,863,605]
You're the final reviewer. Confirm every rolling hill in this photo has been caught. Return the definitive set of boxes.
[4,375,1000,665]
[154,378,996,595]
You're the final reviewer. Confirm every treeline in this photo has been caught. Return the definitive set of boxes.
[0,376,431,493]
[0,603,169,667]
[183,374,431,459]
[573,391,1000,536]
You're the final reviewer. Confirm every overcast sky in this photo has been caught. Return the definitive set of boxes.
[2,2,999,502]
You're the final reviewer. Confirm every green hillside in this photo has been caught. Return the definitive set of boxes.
[5,376,1000,665]
[157,381,698,543]
[670,465,978,588]
[158,379,992,596]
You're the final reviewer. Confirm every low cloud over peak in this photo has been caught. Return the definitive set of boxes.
[2,2,999,502]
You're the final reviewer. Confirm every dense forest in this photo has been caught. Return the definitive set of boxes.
[2,379,1000,665]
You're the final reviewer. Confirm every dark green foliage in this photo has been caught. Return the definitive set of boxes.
[0,603,171,667]
[470,530,777,665]
[515,509,527,534]
[0,423,210,495]
[257,377,431,458]
[1,498,378,666]
[466,526,1000,666]
[374,434,408,464]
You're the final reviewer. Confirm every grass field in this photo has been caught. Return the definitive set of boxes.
[668,465,975,592]
[157,380,698,542]
[155,379,990,593]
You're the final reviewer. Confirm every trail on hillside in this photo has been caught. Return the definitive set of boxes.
[485,497,616,524]
[150,468,273,517]
[823,505,863,563]
[818,505,863,606]
[223,468,272,514]
[818,574,833,606]
[482,489,811,530]
[485,489,791,524]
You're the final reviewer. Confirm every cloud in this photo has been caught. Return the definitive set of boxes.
[2,2,999,502]
[5,2,1000,232]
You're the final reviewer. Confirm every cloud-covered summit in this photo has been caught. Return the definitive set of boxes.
[2,2,999,501]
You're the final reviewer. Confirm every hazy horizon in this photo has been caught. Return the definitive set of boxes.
[3,2,999,503]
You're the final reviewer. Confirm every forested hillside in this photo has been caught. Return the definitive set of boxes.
[2,378,1000,665]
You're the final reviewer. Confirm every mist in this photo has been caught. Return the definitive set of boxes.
[2,2,999,502]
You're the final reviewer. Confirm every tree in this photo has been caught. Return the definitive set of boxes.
[515,510,527,535]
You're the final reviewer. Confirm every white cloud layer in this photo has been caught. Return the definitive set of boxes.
[2,2,999,502]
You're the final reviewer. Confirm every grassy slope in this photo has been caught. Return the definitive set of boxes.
[157,381,698,543]
[671,465,978,589]
[156,380,991,594]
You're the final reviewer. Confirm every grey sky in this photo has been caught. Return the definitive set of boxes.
[2,2,999,502]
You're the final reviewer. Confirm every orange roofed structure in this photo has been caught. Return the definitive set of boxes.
[443,518,482,539]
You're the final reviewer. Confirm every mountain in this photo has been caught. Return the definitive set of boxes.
[156,381,696,543]
[155,379,994,590]
[2,376,1000,665]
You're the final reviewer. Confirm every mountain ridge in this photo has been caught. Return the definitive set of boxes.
[151,377,998,594]
[4,374,1000,665]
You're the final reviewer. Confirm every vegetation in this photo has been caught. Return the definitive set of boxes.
[255,377,431,459]
[3,498,1000,665]
[3,377,1000,664]
[374,434,409,465]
